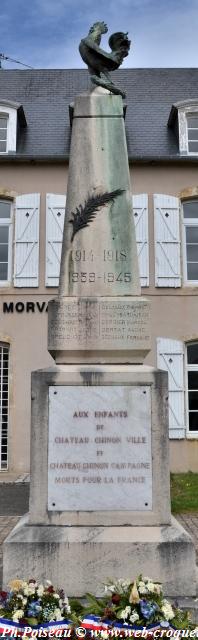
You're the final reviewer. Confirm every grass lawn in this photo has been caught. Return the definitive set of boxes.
[170,472,198,513]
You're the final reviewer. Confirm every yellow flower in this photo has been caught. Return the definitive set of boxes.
[8,579,23,592]
[129,581,140,604]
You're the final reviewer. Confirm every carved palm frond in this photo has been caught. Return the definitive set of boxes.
[69,188,124,242]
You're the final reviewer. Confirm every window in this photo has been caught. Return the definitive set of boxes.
[0,116,8,153]
[186,342,198,435]
[0,200,13,284]
[168,101,198,155]
[0,343,9,469]
[187,115,198,154]
[183,199,198,283]
[0,101,25,153]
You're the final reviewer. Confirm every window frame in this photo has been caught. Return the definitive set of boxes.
[185,342,198,438]
[0,104,17,154]
[177,103,198,156]
[0,341,9,470]
[0,199,13,287]
[186,114,198,155]
[0,114,8,154]
[182,199,198,285]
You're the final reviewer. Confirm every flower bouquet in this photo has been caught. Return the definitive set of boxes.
[70,575,194,634]
[0,579,71,636]
[0,576,196,638]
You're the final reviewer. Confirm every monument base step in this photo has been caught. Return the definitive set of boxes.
[169,596,198,624]
[3,514,197,597]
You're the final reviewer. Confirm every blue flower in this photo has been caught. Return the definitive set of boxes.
[140,600,158,620]
[27,600,41,617]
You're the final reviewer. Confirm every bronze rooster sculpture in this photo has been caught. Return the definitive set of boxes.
[79,22,131,98]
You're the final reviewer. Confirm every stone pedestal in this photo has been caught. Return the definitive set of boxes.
[3,516,196,597]
[3,365,197,596]
[28,365,171,526]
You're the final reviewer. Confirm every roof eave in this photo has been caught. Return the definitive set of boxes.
[0,153,198,164]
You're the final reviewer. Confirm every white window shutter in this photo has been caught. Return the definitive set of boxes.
[14,193,40,287]
[157,338,185,439]
[133,194,149,287]
[154,194,181,287]
[46,194,66,287]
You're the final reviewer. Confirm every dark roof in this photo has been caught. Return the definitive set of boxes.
[1,68,198,161]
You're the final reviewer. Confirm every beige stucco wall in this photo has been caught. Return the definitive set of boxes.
[0,162,197,474]
[0,164,68,473]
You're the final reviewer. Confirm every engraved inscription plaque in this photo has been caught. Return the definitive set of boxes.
[48,385,152,511]
[48,297,151,360]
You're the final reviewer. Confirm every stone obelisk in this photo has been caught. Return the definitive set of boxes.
[48,88,150,365]
[3,24,197,599]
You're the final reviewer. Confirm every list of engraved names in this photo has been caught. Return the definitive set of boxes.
[48,386,152,511]
[49,299,150,347]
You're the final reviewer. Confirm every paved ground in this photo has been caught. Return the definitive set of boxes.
[0,516,21,586]
[176,513,198,560]
[0,482,29,515]
[0,483,197,588]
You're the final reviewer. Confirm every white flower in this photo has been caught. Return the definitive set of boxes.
[104,579,130,596]
[23,585,36,596]
[147,582,155,593]
[63,597,70,613]
[117,579,131,591]
[17,595,27,606]
[53,593,60,599]
[55,608,61,616]
[48,613,55,622]
[48,609,64,622]
[130,612,139,623]
[161,600,175,621]
[12,609,24,622]
[143,577,151,582]
[138,580,147,595]
[54,608,64,621]
[139,585,147,595]
[37,585,44,597]
[119,606,131,621]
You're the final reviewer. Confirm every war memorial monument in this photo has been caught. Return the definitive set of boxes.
[3,23,197,597]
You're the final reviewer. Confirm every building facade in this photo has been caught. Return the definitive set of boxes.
[0,68,198,475]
